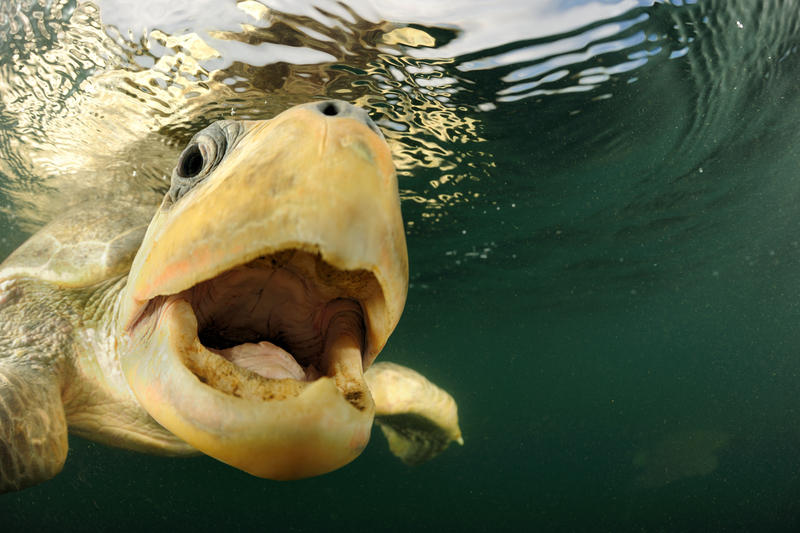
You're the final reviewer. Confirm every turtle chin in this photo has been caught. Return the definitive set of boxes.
[121,250,377,480]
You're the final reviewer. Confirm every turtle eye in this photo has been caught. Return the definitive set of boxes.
[177,144,205,178]
[167,120,237,205]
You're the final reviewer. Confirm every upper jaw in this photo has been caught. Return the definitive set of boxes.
[117,102,408,479]
[120,105,407,366]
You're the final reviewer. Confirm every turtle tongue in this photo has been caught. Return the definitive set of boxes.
[210,342,310,382]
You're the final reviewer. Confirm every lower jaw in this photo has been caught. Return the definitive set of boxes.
[179,297,371,409]
[122,296,376,480]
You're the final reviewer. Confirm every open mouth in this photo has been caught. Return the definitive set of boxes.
[134,248,379,412]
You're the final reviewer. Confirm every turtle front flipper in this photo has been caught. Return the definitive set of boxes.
[364,362,463,466]
[0,363,68,494]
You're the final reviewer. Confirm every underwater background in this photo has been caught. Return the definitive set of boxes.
[2,0,800,530]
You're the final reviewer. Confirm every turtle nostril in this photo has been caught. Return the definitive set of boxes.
[312,100,385,140]
[321,103,339,116]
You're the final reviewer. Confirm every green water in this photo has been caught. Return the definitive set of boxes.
[3,0,800,530]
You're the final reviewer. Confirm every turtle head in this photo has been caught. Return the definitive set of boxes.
[118,101,408,480]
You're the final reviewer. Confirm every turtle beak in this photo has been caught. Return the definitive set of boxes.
[118,101,407,480]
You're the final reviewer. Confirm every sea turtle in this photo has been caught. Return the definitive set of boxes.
[0,100,462,493]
